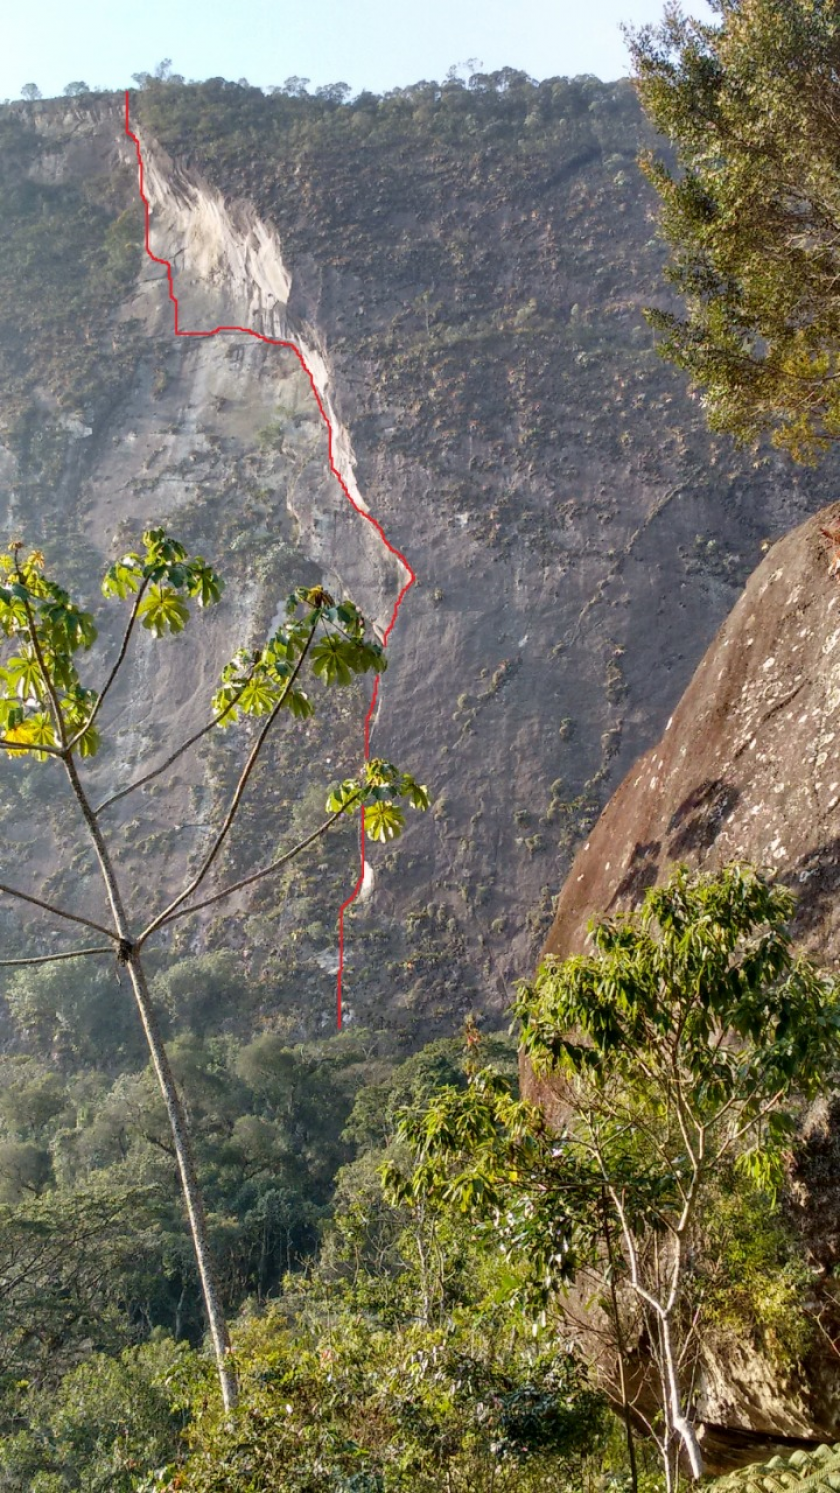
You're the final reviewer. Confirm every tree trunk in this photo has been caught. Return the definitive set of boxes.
[660,1311,704,1480]
[127,953,238,1411]
[601,1192,639,1493]
[61,754,238,1410]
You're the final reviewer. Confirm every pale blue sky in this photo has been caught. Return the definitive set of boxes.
[3,0,713,103]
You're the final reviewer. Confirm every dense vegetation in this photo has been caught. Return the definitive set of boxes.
[0,862,834,1488]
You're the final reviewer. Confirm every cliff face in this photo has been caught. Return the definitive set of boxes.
[539,508,840,970]
[3,80,840,1037]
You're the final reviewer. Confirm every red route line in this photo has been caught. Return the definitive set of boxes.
[124,92,415,1029]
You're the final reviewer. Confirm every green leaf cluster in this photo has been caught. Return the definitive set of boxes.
[385,1064,591,1312]
[327,757,431,844]
[102,526,224,636]
[0,546,98,758]
[517,862,840,1193]
[0,530,223,760]
[212,587,385,727]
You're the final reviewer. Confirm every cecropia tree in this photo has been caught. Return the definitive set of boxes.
[0,532,428,1409]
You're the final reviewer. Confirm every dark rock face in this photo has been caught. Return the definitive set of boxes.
[536,506,840,971]
[526,506,840,1464]
[128,81,840,1032]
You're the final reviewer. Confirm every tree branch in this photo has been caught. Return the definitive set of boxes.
[137,621,318,943]
[0,881,118,942]
[94,662,257,816]
[0,946,112,967]
[144,801,359,939]
[66,577,150,750]
[0,737,65,758]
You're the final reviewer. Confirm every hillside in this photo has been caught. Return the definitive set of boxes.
[1,74,838,1040]
[4,65,840,1490]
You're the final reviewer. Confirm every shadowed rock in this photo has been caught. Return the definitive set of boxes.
[538,506,840,972]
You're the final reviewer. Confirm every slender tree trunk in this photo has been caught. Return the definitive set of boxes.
[127,952,237,1409]
[660,1310,703,1480]
[601,1192,639,1493]
[415,1211,432,1327]
[662,1436,676,1493]
[616,1183,703,1484]
[62,755,238,1410]
[174,1283,187,1341]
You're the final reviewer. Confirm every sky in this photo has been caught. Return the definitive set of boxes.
[2,0,714,104]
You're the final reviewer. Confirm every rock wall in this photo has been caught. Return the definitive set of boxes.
[538,507,840,969]
[130,78,840,1033]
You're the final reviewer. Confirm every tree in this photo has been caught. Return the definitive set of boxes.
[383,1051,632,1476]
[0,1334,187,1492]
[393,866,840,1488]
[274,76,310,97]
[150,1225,607,1492]
[63,82,91,97]
[516,863,840,1485]
[131,60,183,90]
[0,1178,160,1392]
[628,1,840,462]
[20,84,41,102]
[314,82,351,104]
[0,534,428,1410]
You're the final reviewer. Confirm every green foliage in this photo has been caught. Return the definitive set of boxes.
[388,869,839,1483]
[0,1030,613,1491]
[0,1015,407,1366]
[0,533,223,757]
[5,959,145,1066]
[702,1178,815,1369]
[518,862,840,1196]
[384,1064,589,1313]
[0,535,428,859]
[211,588,383,727]
[713,1441,840,1493]
[629,0,840,460]
[0,524,429,1419]
[513,863,840,1476]
[149,951,259,1034]
[150,1298,606,1493]
[0,1178,163,1394]
[102,527,224,635]
[0,1335,188,1493]
[327,758,430,843]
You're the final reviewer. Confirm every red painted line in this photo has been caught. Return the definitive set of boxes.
[124,92,415,1029]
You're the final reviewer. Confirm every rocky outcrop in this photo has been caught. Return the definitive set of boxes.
[525,507,840,1465]
[537,506,840,969]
